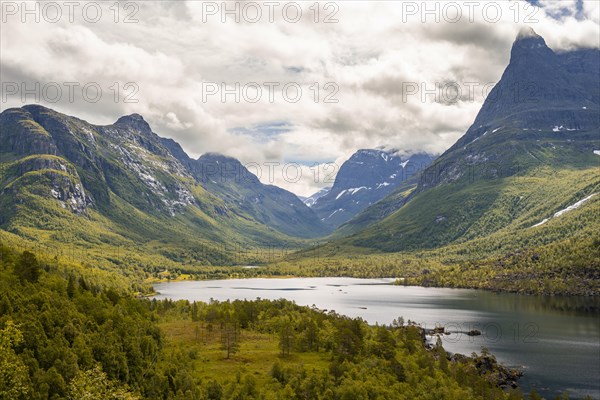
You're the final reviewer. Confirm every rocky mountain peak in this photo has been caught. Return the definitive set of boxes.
[510,27,554,62]
[515,26,542,41]
[198,152,241,163]
[449,30,599,150]
[195,152,259,185]
[115,113,152,133]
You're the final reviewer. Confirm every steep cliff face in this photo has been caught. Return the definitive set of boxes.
[0,108,58,158]
[2,155,90,215]
[0,108,92,220]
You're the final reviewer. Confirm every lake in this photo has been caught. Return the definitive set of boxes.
[152,277,600,399]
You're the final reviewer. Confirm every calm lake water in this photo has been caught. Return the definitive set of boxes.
[153,277,600,399]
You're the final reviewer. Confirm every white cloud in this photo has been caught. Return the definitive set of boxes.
[1,0,598,196]
[583,1,600,24]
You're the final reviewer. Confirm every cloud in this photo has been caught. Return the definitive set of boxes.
[1,0,598,196]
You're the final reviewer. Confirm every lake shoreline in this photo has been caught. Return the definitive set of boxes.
[145,271,600,298]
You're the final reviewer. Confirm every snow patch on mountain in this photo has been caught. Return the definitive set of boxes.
[348,187,367,195]
[553,125,578,132]
[554,194,597,217]
[335,190,347,200]
[303,186,331,207]
[328,208,344,219]
[532,193,597,227]
[532,218,550,228]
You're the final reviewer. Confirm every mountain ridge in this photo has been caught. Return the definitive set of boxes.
[0,105,330,266]
[326,29,600,253]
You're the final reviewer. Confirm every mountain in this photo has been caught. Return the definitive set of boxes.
[303,186,331,207]
[0,105,329,266]
[175,151,331,238]
[311,149,434,227]
[330,29,600,253]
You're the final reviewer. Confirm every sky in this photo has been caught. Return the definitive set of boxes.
[1,0,599,196]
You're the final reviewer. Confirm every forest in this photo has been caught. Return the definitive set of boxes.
[2,242,581,400]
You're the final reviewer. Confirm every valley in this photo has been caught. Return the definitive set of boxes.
[1,11,599,400]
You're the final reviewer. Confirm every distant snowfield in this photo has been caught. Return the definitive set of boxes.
[594,150,600,156]
[335,190,347,200]
[336,187,368,200]
[532,193,598,228]
[348,187,367,195]
[327,208,344,219]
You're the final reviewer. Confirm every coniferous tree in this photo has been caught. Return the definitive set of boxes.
[67,274,76,298]
[14,251,41,283]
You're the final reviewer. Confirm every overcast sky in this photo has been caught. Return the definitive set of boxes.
[1,0,599,196]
